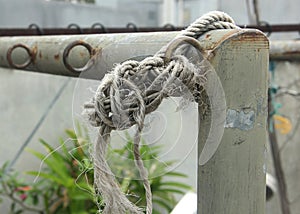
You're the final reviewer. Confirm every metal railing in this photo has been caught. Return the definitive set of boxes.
[1,23,300,36]
[0,29,269,214]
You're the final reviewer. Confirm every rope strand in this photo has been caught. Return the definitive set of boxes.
[83,11,239,214]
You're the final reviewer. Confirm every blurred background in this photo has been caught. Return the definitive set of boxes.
[0,0,300,213]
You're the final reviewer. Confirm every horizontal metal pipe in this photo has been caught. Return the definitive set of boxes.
[0,32,179,78]
[0,24,300,36]
[0,31,299,79]
[0,27,181,37]
[270,40,300,61]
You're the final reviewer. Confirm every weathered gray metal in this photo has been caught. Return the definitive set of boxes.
[270,40,300,61]
[0,32,178,78]
[0,32,295,79]
[197,29,268,214]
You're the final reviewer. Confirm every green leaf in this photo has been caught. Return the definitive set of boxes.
[39,139,55,152]
[165,171,188,178]
[152,209,161,214]
[26,171,73,187]
[153,198,173,211]
[74,121,83,137]
[154,191,177,208]
[14,209,23,214]
[158,188,186,195]
[65,129,78,140]
[69,198,89,214]
[72,185,94,198]
[0,161,10,175]
[59,137,71,161]
[32,194,39,205]
[39,139,69,163]
[10,202,15,211]
[4,126,193,213]
[25,148,71,185]
[71,194,92,201]
[160,181,192,190]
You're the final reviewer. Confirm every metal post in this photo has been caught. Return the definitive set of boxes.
[197,30,268,213]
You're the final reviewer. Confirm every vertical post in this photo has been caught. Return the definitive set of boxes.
[268,96,291,214]
[197,30,269,214]
[177,0,184,26]
[161,0,176,25]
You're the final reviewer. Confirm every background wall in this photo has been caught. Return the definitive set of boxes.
[0,0,158,27]
[0,0,300,213]
[266,61,300,213]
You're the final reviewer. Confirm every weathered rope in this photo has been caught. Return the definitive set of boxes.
[83,11,239,214]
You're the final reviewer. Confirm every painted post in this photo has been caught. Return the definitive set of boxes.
[197,30,268,213]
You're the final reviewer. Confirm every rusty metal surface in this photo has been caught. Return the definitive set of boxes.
[270,40,300,61]
[0,32,179,78]
[0,27,182,37]
[62,40,97,73]
[6,43,34,69]
[0,30,298,79]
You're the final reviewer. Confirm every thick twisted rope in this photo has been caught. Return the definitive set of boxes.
[83,11,239,214]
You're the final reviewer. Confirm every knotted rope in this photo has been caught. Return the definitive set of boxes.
[83,11,239,214]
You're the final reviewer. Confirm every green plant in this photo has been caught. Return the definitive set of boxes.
[0,126,192,214]
[110,133,193,213]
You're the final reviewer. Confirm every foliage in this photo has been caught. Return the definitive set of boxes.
[0,126,192,213]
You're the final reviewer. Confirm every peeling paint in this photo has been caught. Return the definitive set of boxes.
[256,96,265,116]
[225,109,255,130]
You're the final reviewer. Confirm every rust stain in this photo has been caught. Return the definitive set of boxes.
[78,39,85,44]
[205,29,240,52]
[231,30,269,51]
[92,47,101,56]
[271,50,300,60]
[54,54,60,61]
[39,51,42,59]
[283,50,300,55]
[233,32,269,43]
[31,45,38,64]
[88,47,102,65]
[206,29,269,61]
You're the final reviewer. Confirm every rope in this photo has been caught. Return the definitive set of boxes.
[83,11,239,214]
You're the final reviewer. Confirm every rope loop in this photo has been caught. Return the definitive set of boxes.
[83,10,239,214]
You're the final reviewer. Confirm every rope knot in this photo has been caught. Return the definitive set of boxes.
[116,60,139,78]
[82,11,239,214]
